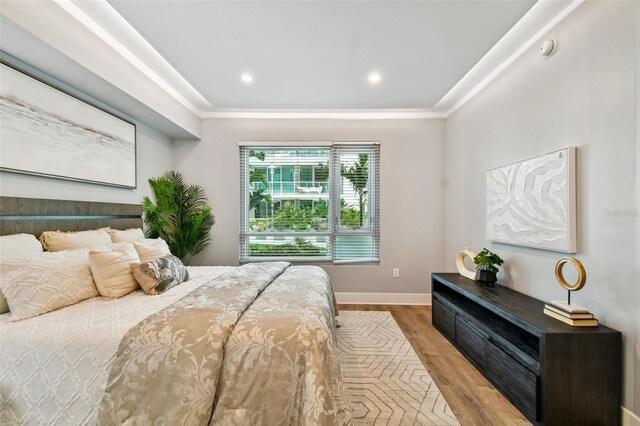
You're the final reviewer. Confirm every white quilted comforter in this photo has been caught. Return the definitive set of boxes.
[0,266,234,426]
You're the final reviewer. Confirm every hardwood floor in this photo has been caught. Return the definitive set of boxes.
[338,304,531,426]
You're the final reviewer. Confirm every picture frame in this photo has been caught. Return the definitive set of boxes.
[0,60,136,188]
[486,147,577,253]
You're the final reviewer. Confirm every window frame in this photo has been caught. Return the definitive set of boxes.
[239,141,379,264]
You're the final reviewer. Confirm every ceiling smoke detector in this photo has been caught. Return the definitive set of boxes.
[540,38,557,57]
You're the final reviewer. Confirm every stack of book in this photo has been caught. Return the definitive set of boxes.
[543,300,599,327]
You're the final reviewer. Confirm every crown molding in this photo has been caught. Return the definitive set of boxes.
[1,0,584,123]
[200,109,447,120]
[438,0,584,117]
[59,0,211,114]
[199,0,584,119]
[0,0,202,138]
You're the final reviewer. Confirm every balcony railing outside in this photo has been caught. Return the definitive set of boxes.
[251,181,329,196]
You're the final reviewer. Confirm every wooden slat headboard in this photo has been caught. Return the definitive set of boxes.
[0,196,143,237]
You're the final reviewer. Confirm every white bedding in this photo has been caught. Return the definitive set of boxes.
[0,266,234,426]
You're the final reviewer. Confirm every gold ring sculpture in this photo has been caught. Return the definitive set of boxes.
[554,257,587,291]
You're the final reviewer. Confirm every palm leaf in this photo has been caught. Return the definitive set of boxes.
[340,154,369,226]
[142,171,215,263]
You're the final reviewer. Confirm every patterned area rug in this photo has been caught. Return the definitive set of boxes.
[336,311,459,425]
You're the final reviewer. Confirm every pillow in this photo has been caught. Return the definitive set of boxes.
[109,228,146,243]
[130,254,189,295]
[133,239,171,261]
[40,229,112,252]
[0,249,100,321]
[0,233,44,314]
[0,293,8,315]
[89,243,141,299]
[0,233,44,257]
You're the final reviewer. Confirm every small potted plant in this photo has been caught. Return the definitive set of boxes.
[473,248,504,286]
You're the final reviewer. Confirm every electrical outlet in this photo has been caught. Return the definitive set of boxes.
[393,268,400,278]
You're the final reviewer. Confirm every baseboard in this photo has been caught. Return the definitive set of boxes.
[335,292,431,305]
[623,407,640,426]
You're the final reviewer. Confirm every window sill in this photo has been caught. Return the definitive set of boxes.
[239,258,380,266]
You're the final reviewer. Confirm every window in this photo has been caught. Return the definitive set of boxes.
[240,142,380,263]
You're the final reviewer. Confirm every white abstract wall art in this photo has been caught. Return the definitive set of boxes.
[486,147,576,253]
[0,62,136,188]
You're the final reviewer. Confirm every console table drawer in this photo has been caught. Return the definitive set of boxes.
[455,315,487,370]
[486,341,538,420]
[432,296,455,339]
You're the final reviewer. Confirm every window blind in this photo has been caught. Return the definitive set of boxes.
[240,143,379,263]
[331,144,380,263]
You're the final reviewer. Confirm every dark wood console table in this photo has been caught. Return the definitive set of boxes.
[431,273,621,425]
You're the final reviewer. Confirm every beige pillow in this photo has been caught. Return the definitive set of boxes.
[130,254,189,295]
[109,228,146,243]
[0,294,8,315]
[0,233,44,314]
[0,249,99,321]
[89,243,141,299]
[40,229,112,252]
[133,239,171,261]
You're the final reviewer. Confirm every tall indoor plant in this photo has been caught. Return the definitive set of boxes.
[142,171,214,263]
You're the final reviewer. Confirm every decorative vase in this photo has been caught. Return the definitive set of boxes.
[477,270,497,286]
[456,247,479,281]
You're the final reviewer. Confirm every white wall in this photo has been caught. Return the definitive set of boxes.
[173,118,446,295]
[0,122,174,204]
[445,1,639,414]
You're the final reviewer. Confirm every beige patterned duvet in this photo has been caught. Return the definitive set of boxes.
[98,262,352,426]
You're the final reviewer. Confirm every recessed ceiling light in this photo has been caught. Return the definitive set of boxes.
[368,72,382,84]
[241,73,254,83]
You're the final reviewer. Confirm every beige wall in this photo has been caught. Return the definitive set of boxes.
[173,118,446,294]
[444,1,639,413]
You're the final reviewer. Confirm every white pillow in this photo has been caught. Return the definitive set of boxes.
[133,239,172,262]
[0,233,44,314]
[89,243,141,299]
[40,229,112,252]
[109,228,146,243]
[0,249,100,321]
[0,233,44,257]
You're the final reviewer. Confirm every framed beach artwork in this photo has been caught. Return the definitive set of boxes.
[486,147,576,253]
[0,61,136,188]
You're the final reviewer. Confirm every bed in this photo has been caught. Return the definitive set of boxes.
[0,197,352,425]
